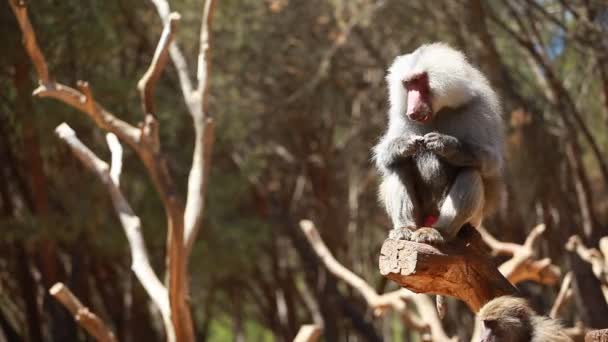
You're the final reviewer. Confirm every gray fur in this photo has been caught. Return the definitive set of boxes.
[373,42,504,242]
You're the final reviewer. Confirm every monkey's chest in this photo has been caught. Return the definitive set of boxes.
[412,152,457,207]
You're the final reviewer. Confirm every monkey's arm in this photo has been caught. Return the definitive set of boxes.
[373,135,423,173]
[423,132,501,176]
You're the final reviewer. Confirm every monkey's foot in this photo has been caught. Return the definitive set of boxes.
[388,226,415,240]
[411,227,445,245]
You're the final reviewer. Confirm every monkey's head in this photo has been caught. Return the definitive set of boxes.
[478,296,534,342]
[387,42,493,123]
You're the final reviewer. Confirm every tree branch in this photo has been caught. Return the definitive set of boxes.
[480,224,561,285]
[8,0,49,84]
[49,283,116,342]
[149,0,196,112]
[54,123,175,340]
[550,272,573,319]
[293,324,322,342]
[184,0,217,256]
[137,12,181,115]
[379,226,518,312]
[10,3,195,339]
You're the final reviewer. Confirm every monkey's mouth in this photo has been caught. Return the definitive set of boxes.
[407,105,432,123]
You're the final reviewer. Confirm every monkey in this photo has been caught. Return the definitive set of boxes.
[373,42,504,244]
[478,296,573,342]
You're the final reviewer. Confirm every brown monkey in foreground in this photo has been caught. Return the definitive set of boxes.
[478,296,573,342]
[373,42,504,244]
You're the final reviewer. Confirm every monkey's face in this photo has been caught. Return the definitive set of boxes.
[403,73,433,123]
[480,318,530,342]
[480,320,499,342]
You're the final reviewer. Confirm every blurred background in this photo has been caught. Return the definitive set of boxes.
[1,0,608,341]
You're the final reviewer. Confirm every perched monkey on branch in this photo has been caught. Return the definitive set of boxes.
[478,296,572,342]
[373,42,504,244]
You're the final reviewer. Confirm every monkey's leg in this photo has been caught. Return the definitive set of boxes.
[380,173,420,240]
[433,168,484,241]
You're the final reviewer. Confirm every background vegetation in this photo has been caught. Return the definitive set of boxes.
[1,0,608,341]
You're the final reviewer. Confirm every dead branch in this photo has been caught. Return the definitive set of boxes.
[54,123,174,340]
[138,12,181,115]
[300,220,455,342]
[183,0,217,257]
[293,324,322,342]
[8,0,49,84]
[567,235,608,286]
[148,0,217,258]
[551,272,574,319]
[49,283,116,342]
[150,0,195,111]
[379,225,517,312]
[480,224,561,285]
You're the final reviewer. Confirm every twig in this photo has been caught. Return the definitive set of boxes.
[49,283,116,342]
[149,0,195,111]
[293,324,322,342]
[8,0,49,84]
[137,12,181,115]
[550,272,573,319]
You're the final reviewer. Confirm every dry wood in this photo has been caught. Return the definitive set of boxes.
[550,272,573,319]
[293,324,322,342]
[300,220,455,342]
[138,12,181,115]
[379,225,517,312]
[49,283,116,342]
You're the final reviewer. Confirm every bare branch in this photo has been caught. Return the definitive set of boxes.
[293,325,322,342]
[137,12,181,115]
[8,0,49,83]
[566,235,608,286]
[149,0,196,111]
[54,123,174,340]
[49,283,116,342]
[550,272,573,319]
[196,0,217,110]
[106,133,123,186]
[184,0,218,256]
[478,225,561,285]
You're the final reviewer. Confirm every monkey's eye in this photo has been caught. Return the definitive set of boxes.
[483,319,497,329]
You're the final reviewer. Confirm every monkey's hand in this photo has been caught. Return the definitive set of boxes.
[389,226,415,240]
[377,135,423,168]
[422,132,459,155]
